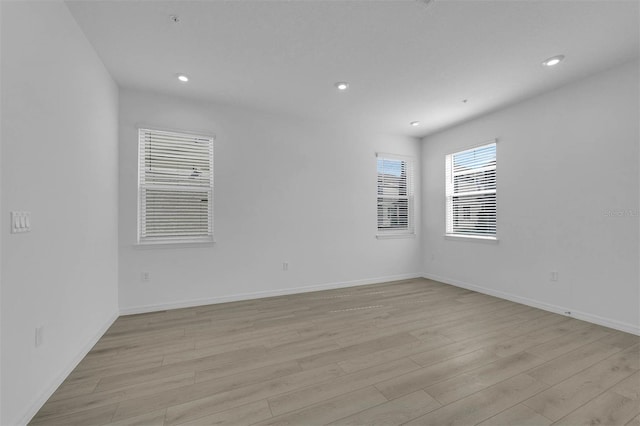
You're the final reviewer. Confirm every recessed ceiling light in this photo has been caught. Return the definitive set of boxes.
[410,121,420,127]
[334,82,349,91]
[416,0,434,9]
[542,55,565,67]
[177,74,189,82]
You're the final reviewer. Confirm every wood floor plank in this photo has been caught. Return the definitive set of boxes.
[175,400,272,426]
[404,374,549,426]
[500,313,575,338]
[104,409,167,426]
[259,386,387,426]
[337,334,454,373]
[526,340,623,386]
[93,345,268,392]
[192,353,308,385]
[161,339,268,365]
[328,390,441,426]
[267,357,420,416]
[67,354,166,384]
[552,366,640,425]
[601,332,640,350]
[193,327,303,350]
[477,403,552,426]
[490,319,589,357]
[77,338,197,370]
[554,391,639,426]
[46,376,100,403]
[125,363,344,424]
[626,414,640,426]
[523,349,639,421]
[32,372,194,423]
[332,318,447,347]
[296,332,418,370]
[93,328,186,351]
[371,299,506,331]
[30,403,118,426]
[610,369,640,401]
[526,325,613,361]
[193,359,301,386]
[424,351,546,405]
[408,331,510,367]
[376,348,501,400]
[436,307,542,341]
[111,337,197,359]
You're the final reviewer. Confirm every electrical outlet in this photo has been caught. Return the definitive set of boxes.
[141,272,150,282]
[35,326,44,347]
[282,262,288,271]
[550,271,558,282]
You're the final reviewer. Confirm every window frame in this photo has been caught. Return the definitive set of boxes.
[137,127,215,246]
[445,140,497,241]
[376,153,416,239]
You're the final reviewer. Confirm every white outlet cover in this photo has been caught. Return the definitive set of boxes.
[35,326,44,347]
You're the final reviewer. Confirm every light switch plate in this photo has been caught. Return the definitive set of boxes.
[11,211,31,233]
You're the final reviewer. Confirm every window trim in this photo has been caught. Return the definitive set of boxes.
[444,234,499,243]
[137,127,215,246]
[376,152,416,239]
[445,140,497,241]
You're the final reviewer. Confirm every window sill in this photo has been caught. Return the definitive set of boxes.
[444,234,499,244]
[135,239,215,249]
[376,233,416,240]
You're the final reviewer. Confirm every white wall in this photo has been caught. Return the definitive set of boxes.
[422,60,640,334]
[1,2,120,424]
[0,1,4,422]
[119,89,421,313]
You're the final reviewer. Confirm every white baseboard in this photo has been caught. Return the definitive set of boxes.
[19,311,119,426]
[423,272,640,336]
[119,273,423,315]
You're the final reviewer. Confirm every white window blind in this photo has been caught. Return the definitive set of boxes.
[446,141,496,238]
[377,154,414,235]
[138,128,214,244]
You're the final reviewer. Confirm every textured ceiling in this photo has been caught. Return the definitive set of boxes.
[66,0,639,137]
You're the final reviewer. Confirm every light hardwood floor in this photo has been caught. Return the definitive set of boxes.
[31,278,640,426]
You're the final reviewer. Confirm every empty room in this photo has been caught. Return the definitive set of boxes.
[1,0,639,425]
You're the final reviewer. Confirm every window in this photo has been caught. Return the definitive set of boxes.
[377,154,415,237]
[138,128,214,244]
[446,141,496,239]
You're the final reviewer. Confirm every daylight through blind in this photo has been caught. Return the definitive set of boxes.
[139,129,214,243]
[377,155,414,234]
[446,142,496,237]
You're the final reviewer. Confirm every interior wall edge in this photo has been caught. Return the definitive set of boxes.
[18,311,119,426]
[422,272,640,336]
[119,272,423,316]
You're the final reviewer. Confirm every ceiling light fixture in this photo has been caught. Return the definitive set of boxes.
[542,55,565,67]
[410,121,420,127]
[334,82,349,91]
[177,74,189,82]
[415,0,434,9]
